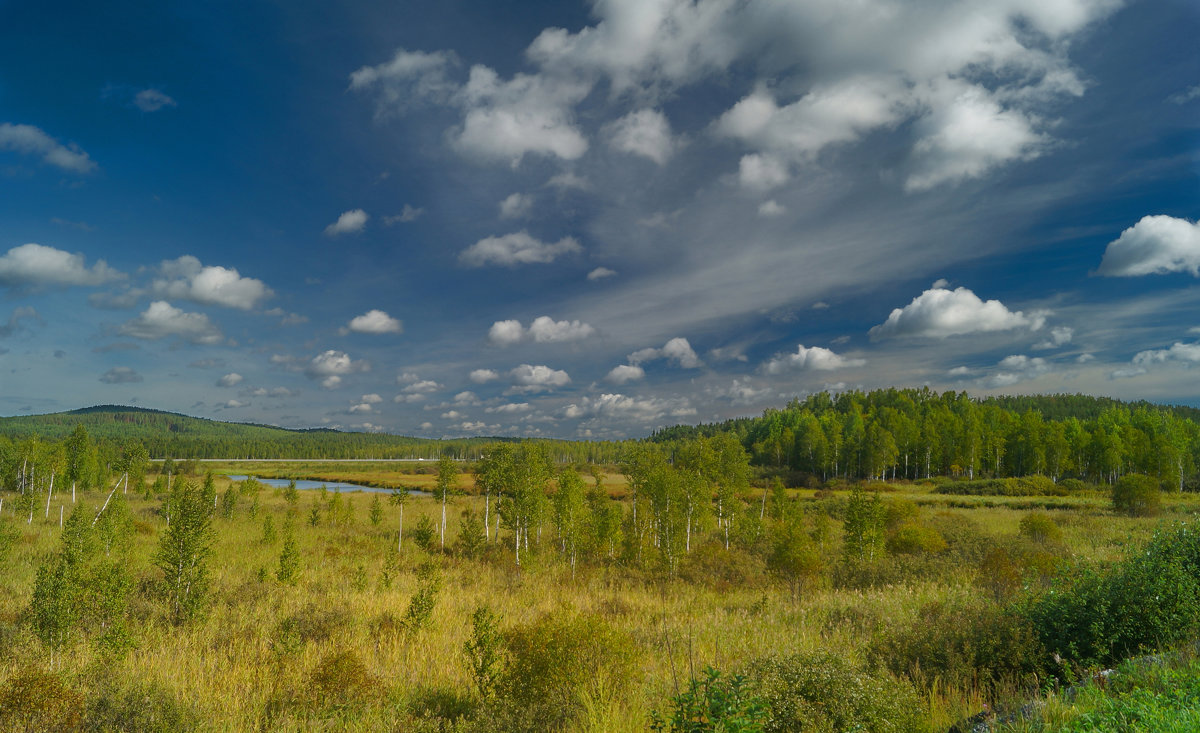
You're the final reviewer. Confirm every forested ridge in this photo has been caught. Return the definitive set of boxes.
[652,388,1200,486]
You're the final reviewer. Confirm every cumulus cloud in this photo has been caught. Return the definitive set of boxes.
[627,337,702,368]
[1033,326,1074,350]
[488,316,596,345]
[986,354,1051,388]
[383,205,423,225]
[217,373,243,387]
[1132,342,1200,367]
[1096,216,1200,277]
[361,393,383,404]
[605,108,676,164]
[587,267,616,281]
[0,123,97,173]
[763,344,866,374]
[401,379,443,394]
[134,89,177,112]
[248,386,299,398]
[324,209,369,236]
[869,286,1045,340]
[305,350,369,388]
[151,255,272,310]
[563,393,696,423]
[486,402,532,414]
[0,243,122,289]
[758,200,785,217]
[605,364,645,384]
[119,301,223,344]
[509,363,570,392]
[99,366,142,384]
[459,231,582,267]
[470,368,501,383]
[499,193,533,219]
[736,153,789,190]
[349,402,374,413]
[347,309,403,334]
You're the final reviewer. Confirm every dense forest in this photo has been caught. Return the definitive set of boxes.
[652,388,1200,487]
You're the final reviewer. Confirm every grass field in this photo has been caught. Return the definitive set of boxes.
[3,466,1200,731]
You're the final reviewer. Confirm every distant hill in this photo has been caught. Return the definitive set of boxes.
[0,405,504,459]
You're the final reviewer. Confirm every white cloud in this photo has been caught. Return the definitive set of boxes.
[1033,326,1074,350]
[99,366,142,384]
[217,373,243,387]
[736,153,789,190]
[509,363,570,392]
[470,368,501,383]
[349,402,374,414]
[134,89,177,112]
[605,364,645,384]
[152,255,272,310]
[453,391,480,405]
[347,309,403,334]
[763,344,866,374]
[221,400,248,409]
[1169,85,1200,105]
[361,393,383,404]
[0,123,97,173]
[1132,342,1200,367]
[563,393,696,423]
[488,319,526,347]
[499,193,533,219]
[985,354,1050,388]
[869,286,1045,340]
[546,171,589,190]
[324,209,369,236]
[490,316,596,345]
[459,231,582,267]
[402,379,442,394]
[383,205,423,225]
[605,108,676,164]
[249,386,299,398]
[0,243,122,289]
[627,337,702,368]
[305,350,369,387]
[758,200,785,217]
[587,267,617,281]
[486,402,532,414]
[119,301,223,344]
[1097,216,1200,277]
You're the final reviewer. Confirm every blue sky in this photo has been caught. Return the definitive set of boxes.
[1,0,1198,438]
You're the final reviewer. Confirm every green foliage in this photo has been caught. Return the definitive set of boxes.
[84,680,199,732]
[463,605,503,701]
[456,508,486,559]
[869,599,1044,692]
[412,514,437,552]
[842,487,885,564]
[492,610,639,733]
[270,604,347,656]
[1022,523,1200,672]
[154,479,215,625]
[651,666,767,733]
[260,514,276,545]
[1020,511,1064,545]
[219,487,237,520]
[306,496,321,527]
[276,520,300,584]
[886,522,948,555]
[401,562,442,633]
[369,493,383,526]
[283,479,299,506]
[1112,473,1161,517]
[0,667,84,732]
[767,518,824,600]
[307,650,376,708]
[747,652,925,733]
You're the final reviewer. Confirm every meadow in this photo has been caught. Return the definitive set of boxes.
[4,457,1200,732]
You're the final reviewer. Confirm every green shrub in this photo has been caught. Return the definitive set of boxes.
[1112,473,1161,517]
[868,600,1044,692]
[84,680,198,732]
[0,667,84,732]
[1058,478,1088,492]
[492,610,639,732]
[412,514,437,552]
[270,604,349,655]
[307,650,376,708]
[1019,512,1063,545]
[651,666,767,732]
[401,562,442,633]
[886,522,948,555]
[746,652,924,733]
[680,541,768,592]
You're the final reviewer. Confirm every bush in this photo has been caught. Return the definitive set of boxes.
[1112,473,1161,517]
[1059,478,1088,493]
[1019,512,1063,545]
[491,610,639,732]
[679,541,767,592]
[84,680,198,732]
[868,600,1044,692]
[886,522,948,555]
[307,650,376,708]
[412,515,437,552]
[746,652,924,733]
[651,666,767,732]
[0,667,84,732]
